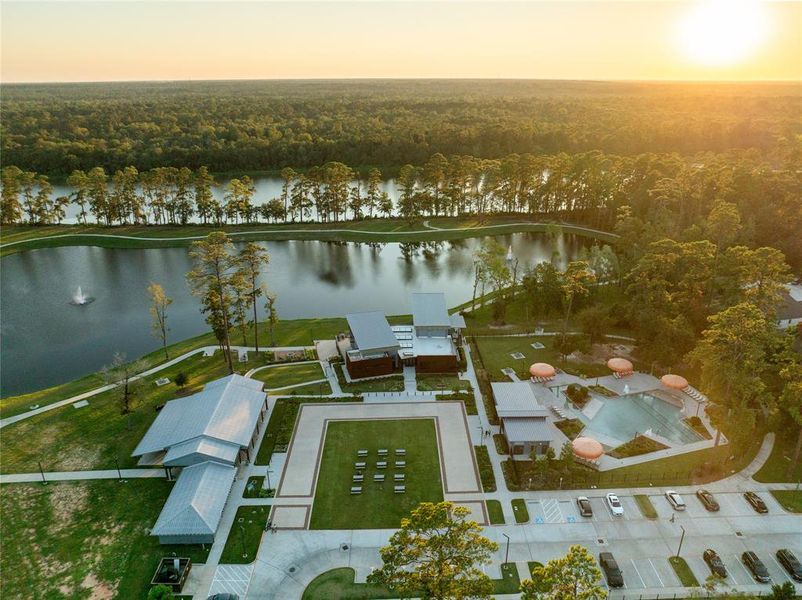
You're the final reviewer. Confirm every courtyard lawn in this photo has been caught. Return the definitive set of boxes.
[276,381,333,397]
[309,419,443,529]
[333,364,405,394]
[753,432,802,483]
[472,335,614,381]
[486,500,505,524]
[251,362,325,389]
[770,490,802,513]
[0,479,209,599]
[255,396,360,465]
[0,352,235,474]
[219,505,269,564]
[416,374,472,392]
[438,391,477,415]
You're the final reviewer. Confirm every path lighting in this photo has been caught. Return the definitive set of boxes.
[502,533,510,565]
[38,461,47,485]
[477,426,485,445]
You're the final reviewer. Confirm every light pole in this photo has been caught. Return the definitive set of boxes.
[265,467,273,491]
[675,525,686,558]
[502,533,510,565]
[239,525,247,558]
[477,425,485,446]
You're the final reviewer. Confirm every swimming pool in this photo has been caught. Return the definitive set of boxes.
[581,391,701,446]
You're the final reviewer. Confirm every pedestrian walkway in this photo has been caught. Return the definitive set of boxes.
[403,365,417,393]
[0,468,165,484]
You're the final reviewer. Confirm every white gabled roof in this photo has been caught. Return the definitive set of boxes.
[412,293,451,328]
[491,381,550,418]
[163,436,241,466]
[151,461,236,537]
[133,374,265,457]
[346,311,400,352]
[503,417,556,443]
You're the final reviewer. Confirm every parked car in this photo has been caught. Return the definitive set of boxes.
[744,491,768,514]
[665,490,686,510]
[576,496,593,517]
[606,493,624,517]
[696,489,720,512]
[776,549,802,582]
[599,552,624,588]
[207,595,239,600]
[742,551,771,583]
[703,549,727,578]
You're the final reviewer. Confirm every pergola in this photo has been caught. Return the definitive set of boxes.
[572,436,604,460]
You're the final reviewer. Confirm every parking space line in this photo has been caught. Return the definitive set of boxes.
[770,556,792,583]
[648,559,664,587]
[732,555,754,584]
[629,559,646,588]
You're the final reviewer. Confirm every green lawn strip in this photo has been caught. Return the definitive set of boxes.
[486,500,505,524]
[255,396,359,465]
[416,374,472,392]
[0,479,209,599]
[474,445,497,492]
[333,363,405,394]
[512,498,529,523]
[493,562,521,594]
[473,335,612,381]
[309,419,443,529]
[0,352,235,474]
[302,567,398,600]
[251,362,324,389]
[770,490,802,513]
[219,505,269,564]
[634,494,658,519]
[753,433,802,483]
[668,556,700,587]
[493,433,509,455]
[275,381,333,397]
[437,391,477,415]
[609,435,668,459]
[243,476,274,498]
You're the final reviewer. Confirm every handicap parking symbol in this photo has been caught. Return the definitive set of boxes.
[567,516,576,523]
[535,516,544,524]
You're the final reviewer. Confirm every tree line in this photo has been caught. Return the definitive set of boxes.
[3,80,798,175]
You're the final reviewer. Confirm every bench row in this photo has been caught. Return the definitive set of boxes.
[353,473,405,482]
[355,460,405,469]
[357,449,406,457]
[352,485,406,494]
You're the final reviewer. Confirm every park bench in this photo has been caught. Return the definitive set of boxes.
[394,485,406,494]
[354,461,366,469]
[395,460,406,468]
[378,449,388,457]
[357,449,368,457]
[376,461,387,469]
[351,486,362,495]
[394,473,405,482]
[395,448,406,456]
[353,474,364,483]
[374,474,385,482]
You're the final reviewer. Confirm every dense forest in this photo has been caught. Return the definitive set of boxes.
[2,80,801,175]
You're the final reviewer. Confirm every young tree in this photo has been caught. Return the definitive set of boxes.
[367,501,498,600]
[0,165,23,224]
[560,261,595,335]
[396,164,419,224]
[577,305,613,345]
[263,286,279,347]
[474,239,511,322]
[279,167,295,221]
[520,545,605,600]
[187,232,240,372]
[102,353,146,427]
[193,166,216,224]
[237,243,270,352]
[147,282,172,359]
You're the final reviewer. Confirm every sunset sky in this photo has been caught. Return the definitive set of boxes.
[1,1,800,83]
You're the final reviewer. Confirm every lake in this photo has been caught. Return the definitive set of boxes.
[0,232,589,396]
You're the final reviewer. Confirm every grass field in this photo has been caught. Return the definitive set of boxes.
[333,364,405,394]
[0,479,209,599]
[472,335,612,381]
[276,381,333,397]
[753,432,802,483]
[251,362,324,389]
[219,505,269,564]
[0,352,234,474]
[309,419,443,529]
[770,490,802,513]
[486,500,505,524]
[416,374,472,392]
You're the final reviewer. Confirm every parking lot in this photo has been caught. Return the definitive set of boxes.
[523,489,802,596]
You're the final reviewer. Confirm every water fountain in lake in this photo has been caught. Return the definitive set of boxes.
[70,286,95,306]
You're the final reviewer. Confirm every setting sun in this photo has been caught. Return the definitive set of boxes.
[678,0,770,66]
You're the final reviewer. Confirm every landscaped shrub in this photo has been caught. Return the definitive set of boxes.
[554,418,584,440]
[565,384,590,408]
[609,435,668,458]
[474,445,497,492]
[683,416,712,439]
[174,372,188,388]
[493,433,509,455]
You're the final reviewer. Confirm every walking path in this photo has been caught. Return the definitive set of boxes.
[0,221,618,250]
[0,468,165,484]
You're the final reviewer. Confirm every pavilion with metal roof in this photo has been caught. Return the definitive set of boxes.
[491,381,563,457]
[346,311,400,354]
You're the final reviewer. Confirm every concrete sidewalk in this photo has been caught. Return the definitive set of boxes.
[0,468,165,484]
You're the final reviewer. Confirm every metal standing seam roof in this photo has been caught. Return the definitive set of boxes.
[449,313,467,329]
[411,293,451,328]
[151,461,236,537]
[503,417,557,443]
[163,437,241,466]
[132,374,266,457]
[491,382,550,418]
[346,311,400,352]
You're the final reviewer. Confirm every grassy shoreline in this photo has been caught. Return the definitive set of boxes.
[0,217,617,256]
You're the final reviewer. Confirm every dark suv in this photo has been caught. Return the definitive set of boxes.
[742,551,770,583]
[744,491,768,513]
[703,549,727,578]
[776,549,802,582]
[599,552,624,588]
[696,489,720,512]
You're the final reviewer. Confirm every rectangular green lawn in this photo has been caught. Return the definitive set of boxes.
[252,363,324,389]
[309,419,443,529]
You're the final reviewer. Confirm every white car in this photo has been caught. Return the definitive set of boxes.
[665,490,686,511]
[606,493,624,516]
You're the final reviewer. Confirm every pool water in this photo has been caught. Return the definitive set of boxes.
[582,391,701,446]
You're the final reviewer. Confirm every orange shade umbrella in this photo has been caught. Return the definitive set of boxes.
[661,374,688,390]
[607,357,633,373]
[572,436,604,460]
[529,362,556,378]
